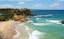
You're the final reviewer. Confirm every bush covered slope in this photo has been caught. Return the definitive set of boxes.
[0,8,32,21]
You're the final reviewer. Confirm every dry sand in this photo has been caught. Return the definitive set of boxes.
[0,20,20,39]
[0,20,30,39]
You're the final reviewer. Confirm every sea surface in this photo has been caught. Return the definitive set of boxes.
[14,10,64,39]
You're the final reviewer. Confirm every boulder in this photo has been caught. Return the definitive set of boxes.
[61,21,64,24]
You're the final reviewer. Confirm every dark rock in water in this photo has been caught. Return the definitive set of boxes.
[61,21,64,24]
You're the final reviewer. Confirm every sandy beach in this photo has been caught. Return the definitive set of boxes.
[0,20,20,39]
[0,20,31,39]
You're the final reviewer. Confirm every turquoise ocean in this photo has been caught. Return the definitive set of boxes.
[14,10,64,39]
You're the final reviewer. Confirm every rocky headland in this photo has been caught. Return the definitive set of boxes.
[0,8,33,39]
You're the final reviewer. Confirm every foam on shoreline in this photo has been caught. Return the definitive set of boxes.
[13,22,45,39]
[28,30,45,39]
[13,23,29,39]
[24,23,45,39]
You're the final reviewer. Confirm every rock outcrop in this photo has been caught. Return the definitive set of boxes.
[61,21,64,24]
[13,14,28,22]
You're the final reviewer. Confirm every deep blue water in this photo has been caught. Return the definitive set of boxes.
[31,10,64,19]
[25,10,64,39]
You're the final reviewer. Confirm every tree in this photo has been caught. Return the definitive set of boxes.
[0,8,32,21]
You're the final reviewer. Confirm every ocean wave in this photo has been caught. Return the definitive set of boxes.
[27,20,33,22]
[25,26,31,31]
[32,23,52,26]
[33,14,53,18]
[13,23,45,39]
[13,23,29,39]
[28,30,45,39]
[24,25,45,39]
[13,27,21,39]
[36,18,40,20]
[24,24,45,39]
[39,14,53,16]
[46,19,61,24]
[63,24,64,26]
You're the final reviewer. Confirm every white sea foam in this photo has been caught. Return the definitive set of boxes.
[33,23,51,26]
[13,27,20,39]
[27,20,33,22]
[35,14,53,17]
[19,23,24,25]
[28,30,45,39]
[13,23,45,39]
[63,24,64,26]
[25,26,30,31]
[13,23,27,39]
[33,14,53,18]
[36,18,40,20]
[46,20,61,24]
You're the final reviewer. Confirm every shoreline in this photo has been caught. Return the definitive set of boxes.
[13,22,44,39]
[0,20,20,39]
[13,23,29,39]
[0,20,33,39]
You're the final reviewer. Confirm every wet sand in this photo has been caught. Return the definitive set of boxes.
[0,20,30,39]
[13,23,29,39]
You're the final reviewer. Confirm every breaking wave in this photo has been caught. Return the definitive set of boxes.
[13,23,45,39]
[33,14,53,18]
[28,30,45,39]
[46,19,61,24]
[32,23,52,26]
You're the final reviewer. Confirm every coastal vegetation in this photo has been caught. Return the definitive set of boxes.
[0,8,33,21]
[0,8,33,39]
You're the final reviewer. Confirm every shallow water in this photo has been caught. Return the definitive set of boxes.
[24,17,64,39]
[21,10,64,39]
[14,16,64,39]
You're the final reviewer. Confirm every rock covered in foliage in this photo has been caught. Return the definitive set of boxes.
[0,8,33,21]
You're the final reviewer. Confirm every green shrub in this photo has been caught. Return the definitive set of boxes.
[0,8,32,21]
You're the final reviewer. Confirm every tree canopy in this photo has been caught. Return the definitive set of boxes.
[0,8,33,21]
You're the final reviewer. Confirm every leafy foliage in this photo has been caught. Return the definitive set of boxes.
[0,8,32,21]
